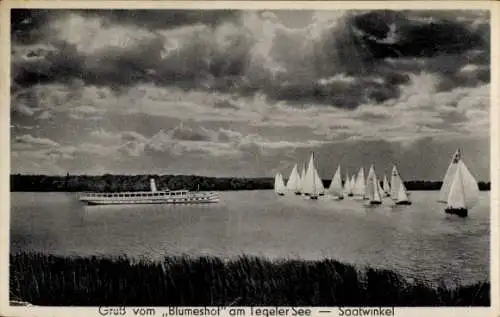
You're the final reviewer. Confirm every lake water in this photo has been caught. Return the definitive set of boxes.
[10,190,490,286]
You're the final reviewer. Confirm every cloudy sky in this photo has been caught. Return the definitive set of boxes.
[10,8,490,181]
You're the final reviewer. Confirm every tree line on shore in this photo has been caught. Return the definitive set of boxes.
[10,174,491,192]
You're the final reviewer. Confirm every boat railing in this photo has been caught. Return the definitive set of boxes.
[78,190,219,199]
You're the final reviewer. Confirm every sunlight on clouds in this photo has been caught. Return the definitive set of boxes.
[53,13,157,54]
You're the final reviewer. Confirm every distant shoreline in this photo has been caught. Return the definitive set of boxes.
[10,174,491,192]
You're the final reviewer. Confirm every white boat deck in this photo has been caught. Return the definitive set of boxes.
[78,188,220,205]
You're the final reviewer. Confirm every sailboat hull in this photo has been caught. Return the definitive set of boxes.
[310,195,318,200]
[277,193,285,196]
[395,201,412,205]
[369,201,382,205]
[445,207,468,218]
[294,192,301,196]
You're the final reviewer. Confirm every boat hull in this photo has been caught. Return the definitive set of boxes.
[395,201,412,205]
[369,201,382,205]
[310,195,319,200]
[445,207,468,218]
[79,192,220,206]
[277,193,285,196]
[294,192,302,196]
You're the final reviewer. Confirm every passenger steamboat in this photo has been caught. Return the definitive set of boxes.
[78,179,220,205]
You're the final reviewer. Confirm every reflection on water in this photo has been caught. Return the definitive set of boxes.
[10,190,490,285]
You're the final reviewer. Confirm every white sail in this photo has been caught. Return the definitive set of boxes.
[390,165,401,199]
[365,170,375,200]
[352,167,366,197]
[365,165,375,198]
[457,160,479,208]
[343,173,352,195]
[366,172,382,203]
[274,172,286,194]
[383,174,391,195]
[302,153,321,196]
[297,165,303,188]
[328,165,343,197]
[377,180,385,199]
[374,175,382,203]
[438,149,461,203]
[286,164,301,193]
[446,167,467,209]
[298,164,306,193]
[314,164,325,194]
[396,180,410,203]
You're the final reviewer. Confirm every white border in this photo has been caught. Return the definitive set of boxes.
[0,1,498,317]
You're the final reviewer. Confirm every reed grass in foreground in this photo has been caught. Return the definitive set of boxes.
[10,253,489,306]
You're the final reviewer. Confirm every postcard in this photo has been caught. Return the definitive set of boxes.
[1,1,498,317]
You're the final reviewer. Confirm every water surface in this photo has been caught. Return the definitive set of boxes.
[10,190,490,286]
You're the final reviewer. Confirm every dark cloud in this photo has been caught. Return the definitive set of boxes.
[349,10,487,59]
[11,9,490,109]
[12,40,85,88]
[77,9,240,30]
[11,9,239,44]
[11,9,58,44]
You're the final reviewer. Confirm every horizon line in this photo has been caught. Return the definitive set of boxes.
[9,173,492,183]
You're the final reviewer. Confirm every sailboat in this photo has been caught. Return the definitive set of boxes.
[394,180,411,205]
[352,167,366,199]
[390,165,401,199]
[438,149,473,203]
[365,168,382,205]
[274,172,286,196]
[327,165,344,200]
[348,175,356,197]
[297,163,306,195]
[286,164,302,195]
[442,149,480,217]
[377,179,385,200]
[390,165,411,205]
[365,165,375,199]
[302,152,324,200]
[343,172,353,197]
[382,175,391,197]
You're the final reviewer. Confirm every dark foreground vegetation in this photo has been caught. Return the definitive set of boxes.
[10,174,491,192]
[10,253,489,306]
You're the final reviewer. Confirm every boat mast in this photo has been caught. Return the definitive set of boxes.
[312,153,317,196]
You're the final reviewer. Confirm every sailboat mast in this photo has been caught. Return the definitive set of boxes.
[312,153,316,195]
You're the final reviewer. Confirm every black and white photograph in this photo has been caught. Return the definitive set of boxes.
[4,0,497,315]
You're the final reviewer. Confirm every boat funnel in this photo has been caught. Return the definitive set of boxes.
[150,178,157,192]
